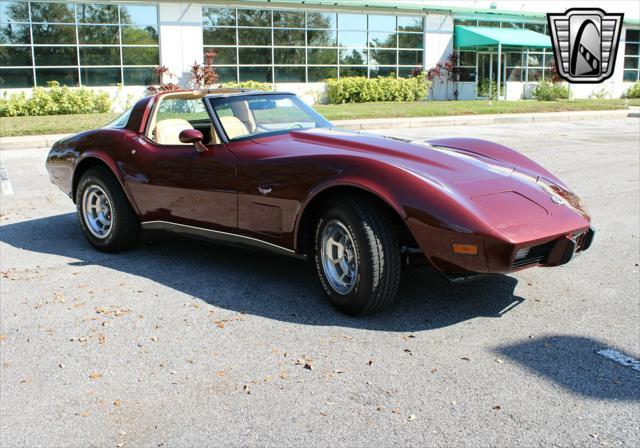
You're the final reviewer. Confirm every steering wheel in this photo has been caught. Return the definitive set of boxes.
[287,123,305,130]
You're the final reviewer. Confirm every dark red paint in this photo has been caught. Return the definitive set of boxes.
[46,90,593,274]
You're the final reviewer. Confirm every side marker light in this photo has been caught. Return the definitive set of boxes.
[452,244,478,255]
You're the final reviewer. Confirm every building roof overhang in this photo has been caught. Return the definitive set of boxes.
[454,25,552,48]
[193,1,639,26]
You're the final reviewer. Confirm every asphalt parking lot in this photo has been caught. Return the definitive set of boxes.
[1,118,639,447]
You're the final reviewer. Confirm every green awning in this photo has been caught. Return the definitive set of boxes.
[455,25,552,48]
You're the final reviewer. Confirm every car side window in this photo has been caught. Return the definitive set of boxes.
[150,97,221,146]
[155,98,209,123]
[210,94,330,142]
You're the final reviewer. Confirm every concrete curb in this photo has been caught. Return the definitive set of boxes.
[0,133,71,151]
[0,109,636,150]
[334,109,635,130]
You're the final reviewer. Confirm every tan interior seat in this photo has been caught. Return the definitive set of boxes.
[230,101,256,132]
[211,116,250,144]
[154,118,194,145]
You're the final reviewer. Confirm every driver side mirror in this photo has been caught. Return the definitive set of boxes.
[179,129,208,153]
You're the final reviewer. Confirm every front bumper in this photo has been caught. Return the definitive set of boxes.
[407,217,595,274]
[512,227,595,269]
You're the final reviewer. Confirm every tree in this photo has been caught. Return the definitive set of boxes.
[3,1,30,23]
[369,33,397,66]
[76,3,119,23]
[340,49,365,65]
[306,13,335,47]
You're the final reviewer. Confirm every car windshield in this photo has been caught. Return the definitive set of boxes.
[209,94,331,142]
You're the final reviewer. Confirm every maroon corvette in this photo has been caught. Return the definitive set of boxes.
[46,89,594,315]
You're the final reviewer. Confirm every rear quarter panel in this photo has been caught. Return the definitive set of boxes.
[47,94,155,202]
[46,128,142,213]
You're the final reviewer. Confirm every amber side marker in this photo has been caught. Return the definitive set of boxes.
[452,243,478,255]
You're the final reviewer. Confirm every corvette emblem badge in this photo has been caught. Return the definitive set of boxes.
[547,8,624,83]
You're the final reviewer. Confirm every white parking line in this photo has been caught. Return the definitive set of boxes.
[0,156,15,195]
[596,348,640,372]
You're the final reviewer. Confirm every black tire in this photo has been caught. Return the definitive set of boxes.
[313,195,402,316]
[75,166,140,252]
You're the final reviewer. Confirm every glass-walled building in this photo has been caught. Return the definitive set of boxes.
[624,28,640,82]
[1,0,639,100]
[453,18,554,83]
[0,1,160,87]
[201,8,424,83]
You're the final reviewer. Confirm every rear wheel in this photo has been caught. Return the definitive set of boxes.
[76,167,139,252]
[313,195,402,315]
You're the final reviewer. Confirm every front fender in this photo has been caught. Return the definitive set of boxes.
[292,156,494,259]
[292,171,408,253]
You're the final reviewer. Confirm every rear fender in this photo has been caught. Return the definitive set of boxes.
[73,152,141,215]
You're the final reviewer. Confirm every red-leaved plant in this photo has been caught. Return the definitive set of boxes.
[190,50,220,89]
[426,53,460,100]
[146,65,180,95]
[548,61,563,83]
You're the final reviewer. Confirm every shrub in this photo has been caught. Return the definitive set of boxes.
[588,87,610,99]
[532,80,570,101]
[0,91,28,117]
[0,81,112,117]
[477,79,504,100]
[222,81,273,91]
[626,81,640,99]
[325,74,430,104]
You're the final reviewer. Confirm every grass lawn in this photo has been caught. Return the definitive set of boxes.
[315,98,640,120]
[1,112,120,138]
[1,99,638,138]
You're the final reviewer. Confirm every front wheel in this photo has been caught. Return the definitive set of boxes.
[76,166,140,252]
[313,195,402,315]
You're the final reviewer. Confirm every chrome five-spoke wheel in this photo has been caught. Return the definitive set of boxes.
[76,167,139,252]
[314,195,401,315]
[82,184,113,239]
[320,219,359,295]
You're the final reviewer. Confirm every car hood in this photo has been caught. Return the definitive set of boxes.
[285,128,546,185]
[285,128,523,183]
[280,128,590,231]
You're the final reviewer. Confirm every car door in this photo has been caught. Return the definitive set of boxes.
[205,93,334,249]
[225,138,301,242]
[124,97,237,231]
